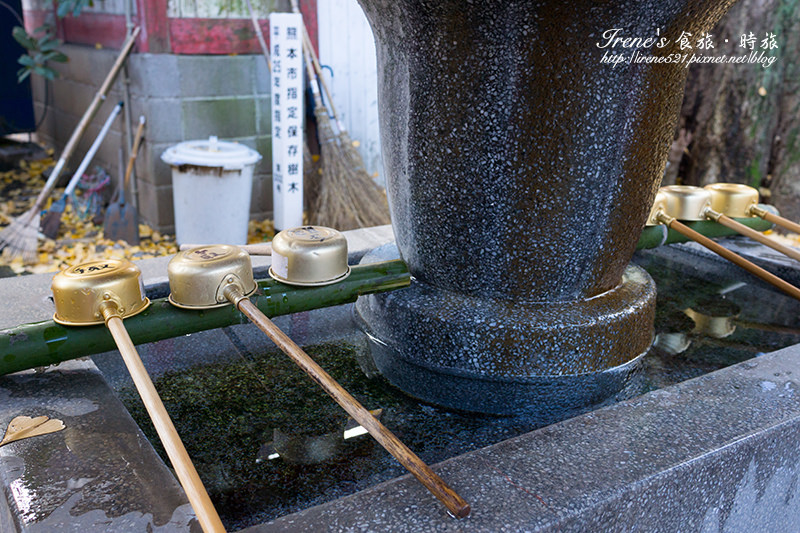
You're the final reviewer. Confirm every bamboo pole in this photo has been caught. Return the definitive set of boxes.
[0,260,410,376]
[636,215,772,249]
[233,295,471,519]
[104,311,225,532]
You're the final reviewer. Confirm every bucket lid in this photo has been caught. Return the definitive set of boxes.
[161,136,262,170]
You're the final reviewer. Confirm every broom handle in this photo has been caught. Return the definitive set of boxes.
[291,1,344,131]
[751,206,800,235]
[63,102,124,197]
[244,0,271,70]
[659,215,800,301]
[302,25,343,130]
[32,27,140,212]
[104,313,226,533]
[235,297,471,519]
[296,16,326,112]
[123,116,146,189]
[712,213,800,263]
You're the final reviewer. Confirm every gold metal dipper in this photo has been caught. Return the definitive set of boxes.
[168,242,471,519]
[647,188,800,301]
[52,259,226,533]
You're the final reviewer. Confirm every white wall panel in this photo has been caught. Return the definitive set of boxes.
[317,0,383,182]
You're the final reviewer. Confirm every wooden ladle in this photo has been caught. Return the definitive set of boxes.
[698,183,800,263]
[168,242,471,519]
[647,188,800,301]
[706,182,800,235]
[51,259,226,533]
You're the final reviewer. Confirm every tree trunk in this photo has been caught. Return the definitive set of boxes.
[665,0,800,221]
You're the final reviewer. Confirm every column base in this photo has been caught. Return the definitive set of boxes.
[355,244,657,416]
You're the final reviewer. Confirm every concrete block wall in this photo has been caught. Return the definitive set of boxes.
[33,44,272,234]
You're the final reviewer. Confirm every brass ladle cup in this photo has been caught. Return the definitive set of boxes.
[51,259,226,533]
[179,242,272,255]
[647,188,800,301]
[699,183,800,263]
[168,244,471,519]
[706,182,800,235]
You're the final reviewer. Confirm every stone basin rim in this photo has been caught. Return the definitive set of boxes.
[361,324,651,383]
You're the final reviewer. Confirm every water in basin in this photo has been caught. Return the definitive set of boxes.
[105,248,800,530]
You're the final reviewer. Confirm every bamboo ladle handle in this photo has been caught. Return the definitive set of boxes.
[657,214,800,301]
[711,213,800,263]
[103,309,226,533]
[230,294,471,519]
[751,206,800,235]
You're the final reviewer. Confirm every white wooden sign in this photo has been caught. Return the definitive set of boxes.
[270,13,304,230]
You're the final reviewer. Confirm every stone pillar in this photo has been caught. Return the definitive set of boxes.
[355,1,736,416]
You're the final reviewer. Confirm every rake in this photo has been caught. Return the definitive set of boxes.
[40,101,124,239]
[0,27,140,264]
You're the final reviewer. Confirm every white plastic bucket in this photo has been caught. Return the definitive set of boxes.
[161,136,261,245]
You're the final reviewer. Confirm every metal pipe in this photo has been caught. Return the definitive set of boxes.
[0,260,409,376]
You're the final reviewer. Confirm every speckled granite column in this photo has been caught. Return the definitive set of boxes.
[355,1,736,416]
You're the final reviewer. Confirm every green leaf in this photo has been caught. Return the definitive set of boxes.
[14,10,73,81]
[53,0,93,18]
[32,65,56,79]
[17,67,31,83]
[12,26,36,50]
[39,38,62,52]
[50,52,68,63]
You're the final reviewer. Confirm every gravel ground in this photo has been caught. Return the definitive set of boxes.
[0,154,275,277]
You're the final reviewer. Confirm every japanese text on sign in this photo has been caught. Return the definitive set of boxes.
[270,13,304,230]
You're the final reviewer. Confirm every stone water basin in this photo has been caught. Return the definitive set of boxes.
[90,238,800,530]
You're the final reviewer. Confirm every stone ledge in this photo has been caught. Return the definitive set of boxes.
[0,225,395,532]
[2,232,800,531]
[0,359,195,532]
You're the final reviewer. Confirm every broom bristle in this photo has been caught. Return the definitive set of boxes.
[312,109,391,231]
[336,131,391,226]
[0,207,41,264]
[303,144,320,216]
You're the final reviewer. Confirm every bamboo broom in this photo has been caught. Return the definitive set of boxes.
[296,26,362,228]
[292,0,391,230]
[298,21,388,222]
